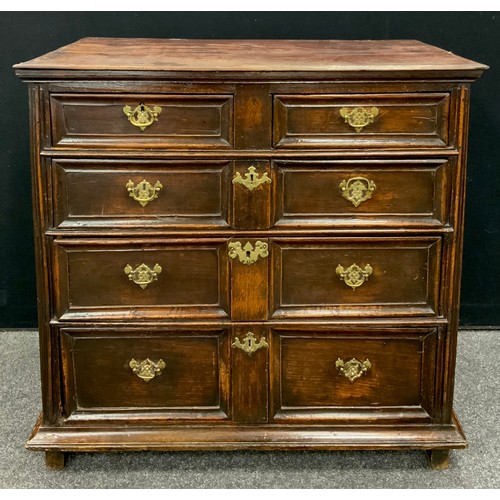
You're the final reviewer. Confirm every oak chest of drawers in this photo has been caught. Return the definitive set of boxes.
[14,38,487,469]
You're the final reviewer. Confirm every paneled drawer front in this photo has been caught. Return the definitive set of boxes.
[271,327,437,423]
[271,237,441,318]
[53,239,229,320]
[273,93,450,149]
[273,159,451,228]
[52,160,231,230]
[50,94,233,149]
[60,328,230,421]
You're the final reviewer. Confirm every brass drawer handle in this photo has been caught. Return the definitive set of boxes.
[126,179,163,207]
[124,263,162,289]
[340,106,379,132]
[336,357,371,383]
[339,177,376,207]
[232,166,271,191]
[129,358,166,382]
[123,103,162,131]
[232,332,269,356]
[228,241,269,265]
[336,263,373,290]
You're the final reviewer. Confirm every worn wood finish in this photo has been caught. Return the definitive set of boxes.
[15,38,486,469]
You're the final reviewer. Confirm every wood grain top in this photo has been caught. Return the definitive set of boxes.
[14,38,488,78]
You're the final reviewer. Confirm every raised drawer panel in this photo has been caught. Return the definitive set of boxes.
[271,237,441,318]
[52,159,231,230]
[50,94,233,149]
[273,93,450,149]
[60,328,230,421]
[271,327,437,423]
[273,159,451,228]
[53,239,229,320]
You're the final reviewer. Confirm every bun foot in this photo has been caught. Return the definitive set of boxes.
[45,451,65,470]
[427,449,450,470]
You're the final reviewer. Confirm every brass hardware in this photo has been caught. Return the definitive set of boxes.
[336,263,373,290]
[129,358,166,382]
[340,106,379,132]
[228,241,269,265]
[232,166,271,191]
[126,179,163,207]
[232,332,269,356]
[123,103,162,131]
[336,358,371,383]
[339,177,376,207]
[124,263,162,289]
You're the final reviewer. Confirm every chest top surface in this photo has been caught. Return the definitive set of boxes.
[14,38,488,79]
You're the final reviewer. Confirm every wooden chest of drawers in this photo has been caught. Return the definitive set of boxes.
[14,39,487,470]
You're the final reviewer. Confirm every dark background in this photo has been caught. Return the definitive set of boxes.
[0,12,498,328]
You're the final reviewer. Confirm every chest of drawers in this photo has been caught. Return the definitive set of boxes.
[14,38,487,470]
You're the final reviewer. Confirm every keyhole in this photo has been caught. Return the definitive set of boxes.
[250,173,254,182]
[246,250,251,259]
[140,104,145,111]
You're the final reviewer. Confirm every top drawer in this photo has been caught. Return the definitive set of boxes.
[50,94,234,150]
[273,93,451,149]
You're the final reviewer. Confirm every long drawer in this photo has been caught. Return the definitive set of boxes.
[60,327,230,422]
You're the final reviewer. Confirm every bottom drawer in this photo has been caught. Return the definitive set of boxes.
[271,327,438,423]
[60,327,230,422]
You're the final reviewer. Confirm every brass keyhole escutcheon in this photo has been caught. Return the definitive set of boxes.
[123,103,162,131]
[232,332,269,356]
[232,166,271,191]
[228,241,269,265]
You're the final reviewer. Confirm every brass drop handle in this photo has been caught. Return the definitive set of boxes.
[123,103,162,131]
[339,177,376,207]
[232,332,269,356]
[126,179,163,207]
[336,358,371,383]
[336,263,373,290]
[232,166,271,191]
[124,263,162,289]
[340,106,379,132]
[129,358,166,382]
[228,241,269,265]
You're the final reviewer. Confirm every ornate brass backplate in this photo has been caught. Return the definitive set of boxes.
[228,241,269,265]
[129,358,166,382]
[232,332,269,356]
[336,358,372,383]
[339,106,379,132]
[339,177,376,207]
[124,263,162,289]
[232,166,271,191]
[123,103,162,131]
[126,179,163,207]
[336,263,373,290]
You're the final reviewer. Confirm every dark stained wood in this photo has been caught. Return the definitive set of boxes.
[50,93,233,149]
[273,93,450,149]
[273,159,451,229]
[271,327,437,423]
[427,449,450,470]
[52,159,231,230]
[231,326,269,423]
[271,237,441,318]
[16,39,486,469]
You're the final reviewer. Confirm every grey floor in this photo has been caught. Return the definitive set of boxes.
[0,329,499,488]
